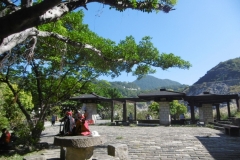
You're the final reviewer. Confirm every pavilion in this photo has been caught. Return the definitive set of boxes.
[69,93,110,124]
[69,90,240,126]
[184,92,239,124]
[138,89,186,125]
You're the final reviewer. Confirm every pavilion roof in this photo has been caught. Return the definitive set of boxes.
[69,93,110,103]
[137,89,186,101]
[184,92,239,104]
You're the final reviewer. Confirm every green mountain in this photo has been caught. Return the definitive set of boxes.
[186,57,240,95]
[195,57,240,85]
[109,75,188,97]
[133,75,183,90]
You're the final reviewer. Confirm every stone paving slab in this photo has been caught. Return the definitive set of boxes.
[39,124,240,160]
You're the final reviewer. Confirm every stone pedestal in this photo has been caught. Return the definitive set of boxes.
[66,146,94,160]
[108,144,128,160]
[199,104,213,124]
[159,102,171,125]
[54,136,106,160]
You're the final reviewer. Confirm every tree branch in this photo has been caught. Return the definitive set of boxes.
[0,0,174,40]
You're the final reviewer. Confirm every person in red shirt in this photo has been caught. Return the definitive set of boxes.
[75,113,91,136]
[0,128,11,148]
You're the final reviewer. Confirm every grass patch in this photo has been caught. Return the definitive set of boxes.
[234,111,240,118]
[0,150,44,160]
[206,124,214,129]
[129,124,137,127]
[116,136,123,139]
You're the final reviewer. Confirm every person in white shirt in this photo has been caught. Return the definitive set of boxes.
[179,114,185,125]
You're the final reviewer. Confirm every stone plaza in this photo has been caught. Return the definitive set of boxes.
[39,122,240,160]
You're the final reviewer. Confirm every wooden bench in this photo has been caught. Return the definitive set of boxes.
[115,120,125,125]
[54,135,106,160]
[223,125,240,136]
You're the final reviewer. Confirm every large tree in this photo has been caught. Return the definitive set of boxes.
[0,0,192,143]
[0,0,177,57]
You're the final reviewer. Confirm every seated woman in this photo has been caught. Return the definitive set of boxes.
[75,113,91,136]
[0,128,11,149]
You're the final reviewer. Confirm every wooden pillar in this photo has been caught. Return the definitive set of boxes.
[111,100,114,122]
[227,101,231,118]
[215,103,220,121]
[236,98,240,112]
[189,104,195,123]
[123,101,127,122]
[134,102,137,121]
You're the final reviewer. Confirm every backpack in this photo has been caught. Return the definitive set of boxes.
[60,116,75,136]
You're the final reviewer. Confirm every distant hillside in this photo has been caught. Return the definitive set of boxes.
[133,75,182,90]
[110,81,140,98]
[195,57,240,85]
[109,75,188,97]
[187,57,240,95]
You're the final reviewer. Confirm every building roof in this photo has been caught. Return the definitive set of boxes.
[184,92,239,104]
[137,89,186,101]
[69,93,110,103]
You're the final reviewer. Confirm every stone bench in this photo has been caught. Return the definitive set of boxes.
[54,135,106,160]
[108,144,128,160]
[114,121,131,126]
[223,125,240,136]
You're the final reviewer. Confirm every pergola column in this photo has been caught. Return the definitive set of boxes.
[111,101,114,122]
[237,98,240,112]
[227,101,231,118]
[134,103,137,121]
[159,102,171,125]
[123,101,127,122]
[199,104,213,124]
[215,103,221,121]
[189,104,195,123]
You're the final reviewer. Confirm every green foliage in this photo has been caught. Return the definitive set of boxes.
[0,6,191,142]
[169,100,187,118]
[148,101,159,118]
[0,83,33,130]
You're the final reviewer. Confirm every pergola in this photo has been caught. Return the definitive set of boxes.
[69,93,147,123]
[138,89,186,125]
[110,98,148,123]
[69,91,240,125]
[69,93,111,103]
[69,93,110,124]
[184,92,240,123]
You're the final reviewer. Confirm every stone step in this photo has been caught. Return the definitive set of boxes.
[213,126,224,131]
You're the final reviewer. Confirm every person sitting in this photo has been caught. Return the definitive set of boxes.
[179,114,185,125]
[51,115,56,126]
[75,113,91,136]
[60,111,75,135]
[0,128,11,149]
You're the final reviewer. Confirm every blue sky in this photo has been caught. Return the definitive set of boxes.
[83,0,240,85]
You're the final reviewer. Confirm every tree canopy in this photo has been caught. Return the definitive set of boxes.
[0,0,179,59]
[0,0,192,143]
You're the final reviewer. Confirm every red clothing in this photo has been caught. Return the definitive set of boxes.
[1,131,11,144]
[5,132,11,143]
[75,119,91,136]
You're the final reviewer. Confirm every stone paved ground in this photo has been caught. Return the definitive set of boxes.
[40,122,240,160]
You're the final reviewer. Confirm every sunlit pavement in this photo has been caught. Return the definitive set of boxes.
[40,121,240,160]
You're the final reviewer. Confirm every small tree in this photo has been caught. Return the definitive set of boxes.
[148,101,159,119]
[170,100,187,120]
